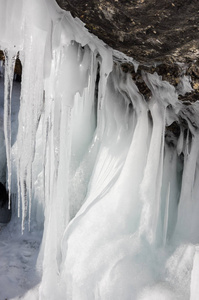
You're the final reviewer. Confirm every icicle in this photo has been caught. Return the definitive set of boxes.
[21,168,28,233]
[28,164,33,231]
[17,167,21,218]
[3,48,16,209]
[175,132,199,241]
[139,103,166,245]
[163,182,170,246]
[177,127,184,155]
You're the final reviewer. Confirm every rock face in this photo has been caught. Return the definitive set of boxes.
[56,0,199,65]
[56,0,199,102]
[1,1,198,100]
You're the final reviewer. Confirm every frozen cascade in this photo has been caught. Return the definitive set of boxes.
[0,0,199,299]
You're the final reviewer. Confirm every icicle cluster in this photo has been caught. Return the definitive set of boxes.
[0,0,199,299]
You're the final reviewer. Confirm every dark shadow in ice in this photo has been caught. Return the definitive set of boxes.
[0,182,11,223]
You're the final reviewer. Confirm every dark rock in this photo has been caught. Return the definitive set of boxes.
[1,3,198,102]
[55,0,199,103]
[166,121,181,139]
[121,61,199,103]
[0,50,22,81]
[56,0,199,65]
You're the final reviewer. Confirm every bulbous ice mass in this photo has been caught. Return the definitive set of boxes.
[0,1,199,299]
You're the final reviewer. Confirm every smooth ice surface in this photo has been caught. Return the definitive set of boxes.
[0,0,199,299]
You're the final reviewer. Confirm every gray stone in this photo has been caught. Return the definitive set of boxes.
[56,0,199,65]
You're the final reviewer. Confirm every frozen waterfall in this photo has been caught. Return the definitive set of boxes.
[0,0,199,299]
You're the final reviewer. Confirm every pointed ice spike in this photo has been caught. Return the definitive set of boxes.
[163,182,170,246]
[21,168,28,234]
[28,164,33,232]
[3,49,16,209]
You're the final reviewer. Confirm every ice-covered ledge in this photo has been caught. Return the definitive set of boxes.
[56,0,199,64]
[55,0,199,103]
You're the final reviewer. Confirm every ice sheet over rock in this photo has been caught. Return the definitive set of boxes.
[0,0,199,300]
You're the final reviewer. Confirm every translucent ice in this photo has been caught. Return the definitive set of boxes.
[0,0,199,299]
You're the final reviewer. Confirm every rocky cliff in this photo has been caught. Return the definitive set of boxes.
[56,0,199,101]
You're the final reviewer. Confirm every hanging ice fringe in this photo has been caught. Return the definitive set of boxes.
[0,0,199,299]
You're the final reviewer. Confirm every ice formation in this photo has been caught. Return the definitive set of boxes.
[0,0,199,299]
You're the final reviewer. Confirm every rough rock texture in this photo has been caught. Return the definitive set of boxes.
[56,0,199,102]
[1,1,199,101]
[56,0,199,64]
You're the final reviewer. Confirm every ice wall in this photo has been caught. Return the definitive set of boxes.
[0,0,199,299]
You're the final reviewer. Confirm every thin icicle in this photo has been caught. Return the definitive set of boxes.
[28,164,33,231]
[139,103,166,245]
[177,127,184,155]
[17,160,21,218]
[21,168,28,233]
[163,182,170,246]
[3,49,16,209]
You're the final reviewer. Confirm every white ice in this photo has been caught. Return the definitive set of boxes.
[0,0,199,299]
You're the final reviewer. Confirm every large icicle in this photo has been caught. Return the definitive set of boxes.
[3,49,16,207]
